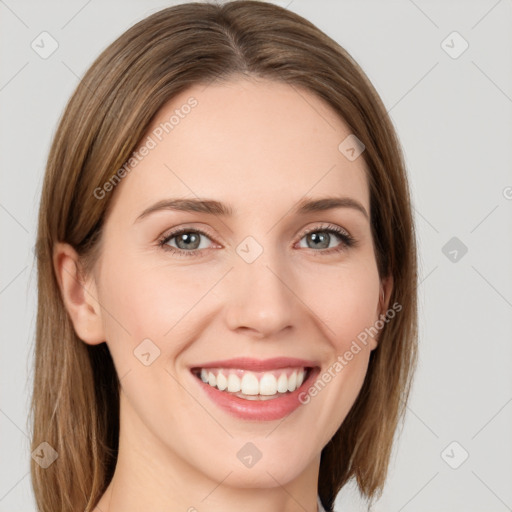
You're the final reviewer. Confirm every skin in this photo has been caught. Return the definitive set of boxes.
[54,77,392,512]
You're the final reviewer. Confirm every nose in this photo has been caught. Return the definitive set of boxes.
[223,246,298,339]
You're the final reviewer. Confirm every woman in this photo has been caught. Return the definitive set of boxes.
[30,1,418,511]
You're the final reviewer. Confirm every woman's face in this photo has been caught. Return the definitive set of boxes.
[85,78,387,491]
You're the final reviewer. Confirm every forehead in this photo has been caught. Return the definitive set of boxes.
[107,78,369,222]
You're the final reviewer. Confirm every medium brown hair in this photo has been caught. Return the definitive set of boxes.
[30,2,418,511]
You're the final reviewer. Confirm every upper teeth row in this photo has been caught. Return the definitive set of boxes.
[199,368,307,395]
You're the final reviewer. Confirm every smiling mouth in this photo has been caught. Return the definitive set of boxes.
[191,366,313,400]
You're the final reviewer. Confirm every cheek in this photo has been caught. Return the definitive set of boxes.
[303,259,380,349]
[298,264,379,445]
[95,259,198,412]
[98,257,209,346]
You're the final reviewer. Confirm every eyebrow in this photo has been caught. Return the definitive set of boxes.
[134,196,369,223]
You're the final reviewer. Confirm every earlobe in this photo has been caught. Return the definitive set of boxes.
[53,242,105,345]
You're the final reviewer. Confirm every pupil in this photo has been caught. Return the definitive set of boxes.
[177,232,199,250]
[309,232,329,249]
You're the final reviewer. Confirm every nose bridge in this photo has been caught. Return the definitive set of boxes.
[224,233,296,337]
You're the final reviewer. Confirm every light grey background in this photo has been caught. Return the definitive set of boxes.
[1,0,511,511]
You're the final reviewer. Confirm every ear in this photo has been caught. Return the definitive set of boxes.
[53,242,105,345]
[370,274,394,350]
[379,274,394,316]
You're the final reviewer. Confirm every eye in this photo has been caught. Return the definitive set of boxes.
[158,227,215,257]
[296,223,356,254]
[158,223,356,258]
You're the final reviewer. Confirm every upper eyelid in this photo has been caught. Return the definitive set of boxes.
[160,225,219,244]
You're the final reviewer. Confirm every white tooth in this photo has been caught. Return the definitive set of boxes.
[241,372,259,395]
[296,369,305,388]
[216,371,228,391]
[287,371,297,392]
[202,368,306,395]
[277,372,288,393]
[259,373,278,395]
[227,373,241,392]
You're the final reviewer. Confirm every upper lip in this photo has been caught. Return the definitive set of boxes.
[190,357,319,372]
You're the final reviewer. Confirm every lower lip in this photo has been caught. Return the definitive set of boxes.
[191,368,319,421]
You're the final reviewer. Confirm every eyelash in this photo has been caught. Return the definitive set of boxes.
[157,223,357,258]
